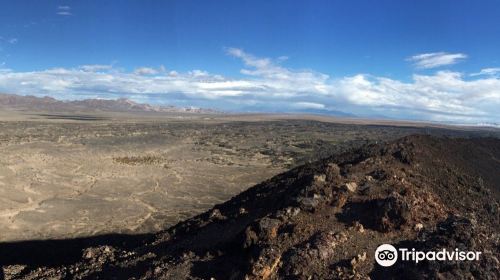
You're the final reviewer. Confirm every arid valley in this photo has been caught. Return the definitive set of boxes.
[1,108,498,243]
[0,103,500,279]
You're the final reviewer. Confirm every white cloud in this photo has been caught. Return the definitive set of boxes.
[0,49,499,124]
[292,102,326,110]
[57,6,72,16]
[277,56,289,62]
[79,64,113,72]
[134,67,158,75]
[226,47,330,97]
[407,52,467,69]
[332,71,498,119]
[470,68,500,77]
[189,69,210,78]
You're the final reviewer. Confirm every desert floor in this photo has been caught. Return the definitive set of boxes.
[0,110,496,241]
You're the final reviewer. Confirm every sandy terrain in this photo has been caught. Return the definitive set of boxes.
[0,110,498,242]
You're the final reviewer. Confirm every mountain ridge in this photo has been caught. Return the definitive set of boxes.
[0,93,220,114]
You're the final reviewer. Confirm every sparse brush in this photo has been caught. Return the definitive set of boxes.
[113,155,164,165]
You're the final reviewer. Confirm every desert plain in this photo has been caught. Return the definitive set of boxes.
[0,110,498,242]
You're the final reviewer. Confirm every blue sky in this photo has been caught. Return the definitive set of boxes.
[1,0,500,123]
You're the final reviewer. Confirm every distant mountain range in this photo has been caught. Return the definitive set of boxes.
[0,93,219,114]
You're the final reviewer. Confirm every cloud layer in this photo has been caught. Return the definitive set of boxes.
[407,52,467,69]
[0,49,499,124]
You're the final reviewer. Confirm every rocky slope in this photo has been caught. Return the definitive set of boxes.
[1,135,499,279]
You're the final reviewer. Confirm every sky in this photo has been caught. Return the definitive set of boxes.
[0,0,500,124]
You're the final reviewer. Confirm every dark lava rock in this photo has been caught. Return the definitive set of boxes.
[296,195,321,212]
[374,192,410,232]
